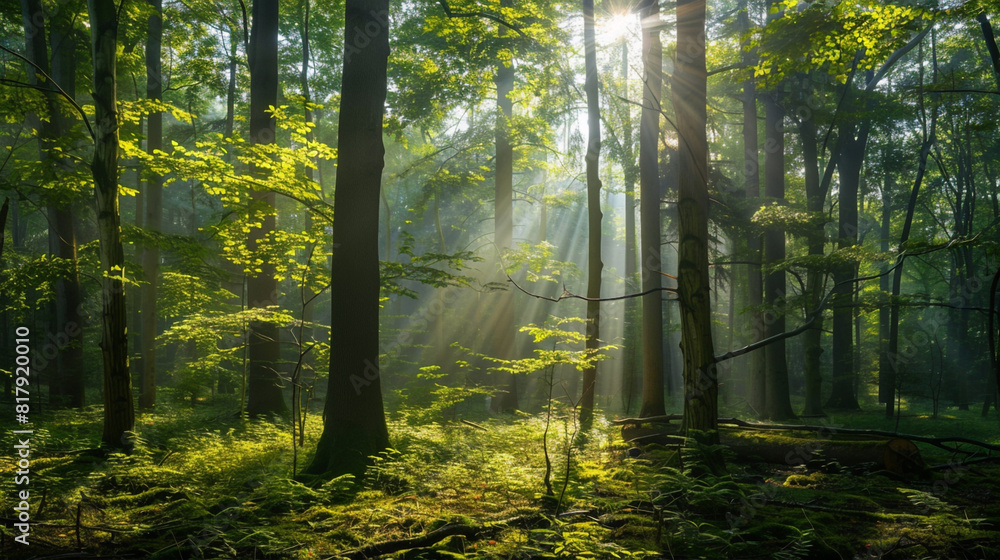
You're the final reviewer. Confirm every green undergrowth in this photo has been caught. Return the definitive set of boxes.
[1,404,998,559]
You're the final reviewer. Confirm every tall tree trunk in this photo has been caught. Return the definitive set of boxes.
[877,150,892,409]
[88,0,135,447]
[674,0,716,441]
[762,92,795,419]
[307,0,390,478]
[22,0,86,409]
[490,0,518,413]
[138,0,163,411]
[638,0,665,418]
[737,3,765,416]
[579,0,603,427]
[799,114,825,417]
[621,39,640,414]
[246,0,287,417]
[827,119,867,410]
[886,39,936,418]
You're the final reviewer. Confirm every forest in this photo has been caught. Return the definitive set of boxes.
[1,0,1000,557]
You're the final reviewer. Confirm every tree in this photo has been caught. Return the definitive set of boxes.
[20,0,85,409]
[639,0,665,419]
[307,0,390,478]
[246,0,287,417]
[674,0,716,440]
[139,0,163,410]
[88,0,135,447]
[579,0,602,427]
[490,0,518,413]
[762,89,795,420]
[738,0,765,417]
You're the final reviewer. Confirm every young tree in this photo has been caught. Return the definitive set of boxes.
[674,0,717,439]
[307,0,390,478]
[88,0,135,447]
[246,0,287,417]
[639,0,665,418]
[579,0,603,427]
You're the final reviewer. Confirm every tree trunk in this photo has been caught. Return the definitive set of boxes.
[799,114,825,417]
[638,0,665,418]
[306,0,390,478]
[674,0,716,441]
[737,3,765,416]
[490,0,518,413]
[88,0,135,447]
[22,0,86,409]
[138,0,163,411]
[762,92,795,420]
[621,39,640,415]
[579,0,603,427]
[246,0,287,417]
[827,118,868,410]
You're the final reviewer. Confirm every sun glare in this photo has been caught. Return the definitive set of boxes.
[599,12,633,44]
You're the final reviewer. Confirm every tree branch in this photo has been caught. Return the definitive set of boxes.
[0,45,95,140]
[436,0,527,37]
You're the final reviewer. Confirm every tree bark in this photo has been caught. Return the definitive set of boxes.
[638,0,665,418]
[579,0,602,427]
[799,114,825,417]
[246,0,287,417]
[827,117,868,410]
[621,39,641,415]
[736,3,765,416]
[674,0,716,441]
[490,0,518,413]
[762,92,795,420]
[138,0,163,411]
[306,0,390,478]
[22,0,86,409]
[88,0,135,447]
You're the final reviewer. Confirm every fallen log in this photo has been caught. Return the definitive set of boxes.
[614,415,1000,455]
[622,425,925,475]
[329,514,545,560]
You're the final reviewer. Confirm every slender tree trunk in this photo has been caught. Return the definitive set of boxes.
[490,0,518,412]
[621,39,640,414]
[827,119,867,410]
[138,0,163,410]
[22,0,86,409]
[877,152,892,408]
[639,0,665,418]
[307,0,390,478]
[738,4,765,415]
[762,92,795,419]
[674,0,716,441]
[799,115,825,416]
[246,0,287,417]
[977,14,1000,92]
[579,0,603,427]
[88,0,135,447]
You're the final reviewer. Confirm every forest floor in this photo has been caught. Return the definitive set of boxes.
[1,397,999,559]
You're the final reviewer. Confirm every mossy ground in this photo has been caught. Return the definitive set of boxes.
[1,399,999,559]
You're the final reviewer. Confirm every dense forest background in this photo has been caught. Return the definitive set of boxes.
[1,0,1000,557]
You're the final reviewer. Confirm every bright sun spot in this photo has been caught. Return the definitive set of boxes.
[599,12,633,44]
